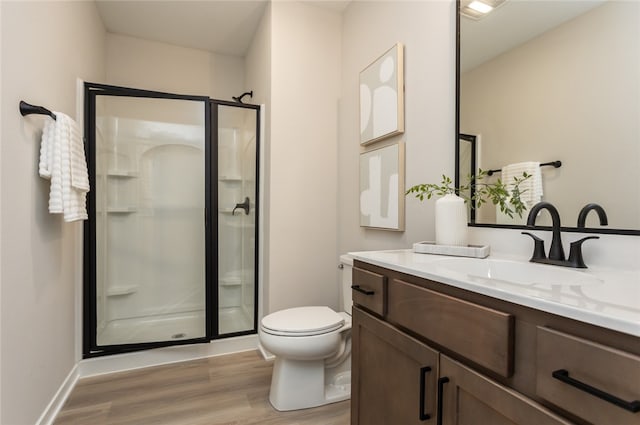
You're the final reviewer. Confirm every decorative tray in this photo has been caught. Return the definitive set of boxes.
[412,241,490,258]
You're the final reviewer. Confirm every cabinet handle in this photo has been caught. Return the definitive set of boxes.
[436,377,449,425]
[419,366,432,420]
[351,285,375,295]
[552,369,640,413]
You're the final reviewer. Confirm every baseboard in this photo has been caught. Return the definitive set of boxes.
[35,364,79,425]
[258,342,275,361]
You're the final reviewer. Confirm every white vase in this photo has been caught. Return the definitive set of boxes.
[435,194,469,246]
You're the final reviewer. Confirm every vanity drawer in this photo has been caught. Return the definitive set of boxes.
[536,327,640,425]
[387,278,514,377]
[352,267,387,316]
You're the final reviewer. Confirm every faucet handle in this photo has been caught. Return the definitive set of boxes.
[568,236,599,268]
[521,232,546,261]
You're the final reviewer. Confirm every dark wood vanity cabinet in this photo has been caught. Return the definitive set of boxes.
[351,261,640,425]
[351,308,439,425]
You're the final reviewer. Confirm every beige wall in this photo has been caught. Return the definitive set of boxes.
[106,33,210,95]
[106,33,245,100]
[245,3,271,115]
[0,2,106,424]
[267,2,342,313]
[0,2,3,420]
[244,4,272,312]
[461,1,639,228]
[338,0,457,255]
[211,54,246,102]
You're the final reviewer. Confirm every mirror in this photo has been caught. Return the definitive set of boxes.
[456,0,639,234]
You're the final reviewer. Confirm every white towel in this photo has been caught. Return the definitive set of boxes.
[500,161,543,208]
[38,112,90,222]
[38,118,55,178]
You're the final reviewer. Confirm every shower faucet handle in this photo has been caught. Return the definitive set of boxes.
[232,197,251,215]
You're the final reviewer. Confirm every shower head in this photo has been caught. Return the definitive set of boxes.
[232,91,253,104]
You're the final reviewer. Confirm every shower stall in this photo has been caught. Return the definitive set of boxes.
[83,83,259,357]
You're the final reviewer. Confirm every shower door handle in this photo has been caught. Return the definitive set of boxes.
[232,197,250,215]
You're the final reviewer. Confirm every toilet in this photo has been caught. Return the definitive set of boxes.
[259,254,353,411]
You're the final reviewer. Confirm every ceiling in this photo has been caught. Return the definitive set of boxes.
[96,0,350,57]
[460,0,606,72]
[97,0,605,64]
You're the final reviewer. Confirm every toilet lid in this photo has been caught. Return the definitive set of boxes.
[261,306,345,336]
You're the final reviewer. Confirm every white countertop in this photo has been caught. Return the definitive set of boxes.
[350,249,640,337]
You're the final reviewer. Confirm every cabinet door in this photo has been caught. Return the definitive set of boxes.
[352,307,439,425]
[439,355,573,425]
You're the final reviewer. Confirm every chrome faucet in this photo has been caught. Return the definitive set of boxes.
[521,201,601,268]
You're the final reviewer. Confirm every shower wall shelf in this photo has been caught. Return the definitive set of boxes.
[107,170,139,178]
[219,176,242,182]
[107,206,137,213]
[107,285,139,296]
[220,277,242,287]
[222,222,253,229]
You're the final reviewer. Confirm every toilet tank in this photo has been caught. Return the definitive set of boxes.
[339,254,354,313]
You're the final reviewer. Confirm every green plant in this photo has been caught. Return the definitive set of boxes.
[406,169,532,218]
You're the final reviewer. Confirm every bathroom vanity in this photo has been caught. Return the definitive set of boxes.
[350,250,640,425]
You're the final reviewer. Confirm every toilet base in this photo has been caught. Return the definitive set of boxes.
[269,357,351,411]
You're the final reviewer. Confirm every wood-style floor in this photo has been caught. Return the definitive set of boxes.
[54,350,350,425]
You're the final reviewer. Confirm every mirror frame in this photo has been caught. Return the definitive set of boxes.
[454,0,640,236]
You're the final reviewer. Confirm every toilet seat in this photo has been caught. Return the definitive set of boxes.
[261,306,345,336]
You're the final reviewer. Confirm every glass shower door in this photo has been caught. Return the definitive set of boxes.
[215,101,259,336]
[85,84,211,355]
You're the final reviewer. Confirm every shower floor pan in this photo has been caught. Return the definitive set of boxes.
[219,306,253,335]
[97,307,254,346]
[97,310,206,346]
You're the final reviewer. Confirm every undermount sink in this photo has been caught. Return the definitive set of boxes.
[431,257,603,287]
